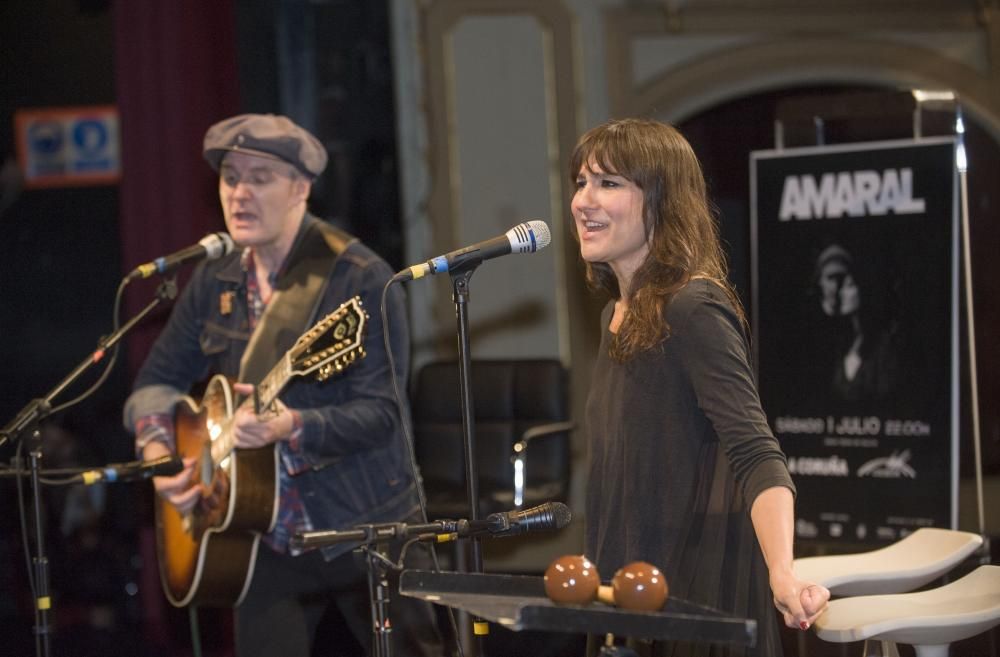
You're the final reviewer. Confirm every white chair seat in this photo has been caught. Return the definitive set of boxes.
[814,565,1000,656]
[794,528,983,596]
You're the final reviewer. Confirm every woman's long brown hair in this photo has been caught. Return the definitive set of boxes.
[569,118,744,361]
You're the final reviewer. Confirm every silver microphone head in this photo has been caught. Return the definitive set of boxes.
[199,232,235,259]
[507,220,551,254]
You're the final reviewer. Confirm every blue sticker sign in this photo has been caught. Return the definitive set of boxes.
[16,106,121,188]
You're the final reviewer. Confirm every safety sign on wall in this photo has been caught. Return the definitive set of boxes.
[15,105,121,189]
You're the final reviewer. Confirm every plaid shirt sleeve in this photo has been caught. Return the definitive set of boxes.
[281,410,311,475]
[134,414,175,456]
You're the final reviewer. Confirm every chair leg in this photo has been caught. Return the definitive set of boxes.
[862,639,901,657]
[912,646,950,657]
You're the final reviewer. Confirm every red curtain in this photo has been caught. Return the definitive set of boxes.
[114,0,241,380]
[113,1,240,645]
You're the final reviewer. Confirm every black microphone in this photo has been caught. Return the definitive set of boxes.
[81,455,184,484]
[394,220,551,281]
[460,501,572,538]
[127,232,235,280]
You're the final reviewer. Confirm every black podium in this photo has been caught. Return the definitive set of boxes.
[399,570,756,648]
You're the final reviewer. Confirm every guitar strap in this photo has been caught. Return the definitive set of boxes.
[238,216,357,388]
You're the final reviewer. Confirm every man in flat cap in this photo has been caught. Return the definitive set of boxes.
[124,114,442,656]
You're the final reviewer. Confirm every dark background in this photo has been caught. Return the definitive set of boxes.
[1,1,997,656]
[0,1,404,655]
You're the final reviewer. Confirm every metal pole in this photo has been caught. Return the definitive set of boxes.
[29,438,52,657]
[450,268,485,657]
[954,106,985,537]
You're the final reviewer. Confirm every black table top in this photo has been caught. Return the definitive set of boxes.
[399,570,756,647]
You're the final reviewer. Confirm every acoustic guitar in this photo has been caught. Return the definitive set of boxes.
[156,295,367,608]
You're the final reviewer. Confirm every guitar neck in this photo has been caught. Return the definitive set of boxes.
[209,354,295,466]
[254,354,294,415]
[202,295,367,469]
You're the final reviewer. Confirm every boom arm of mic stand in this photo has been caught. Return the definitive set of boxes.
[0,277,178,449]
[292,521,457,551]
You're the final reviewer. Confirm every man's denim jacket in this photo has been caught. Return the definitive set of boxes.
[124,215,420,560]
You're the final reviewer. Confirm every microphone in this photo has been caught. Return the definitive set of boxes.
[127,232,235,280]
[461,501,572,538]
[394,220,551,281]
[80,455,184,484]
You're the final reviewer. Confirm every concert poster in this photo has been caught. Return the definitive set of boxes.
[750,138,958,545]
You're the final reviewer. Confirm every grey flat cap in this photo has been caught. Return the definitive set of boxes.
[203,113,328,179]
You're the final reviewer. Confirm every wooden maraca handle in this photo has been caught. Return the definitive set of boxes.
[597,584,615,606]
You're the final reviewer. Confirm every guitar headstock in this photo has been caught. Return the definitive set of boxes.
[289,296,368,381]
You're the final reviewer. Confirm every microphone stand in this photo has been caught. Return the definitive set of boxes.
[26,431,50,657]
[449,267,486,657]
[361,527,396,657]
[0,276,178,657]
[295,505,570,657]
[293,521,439,657]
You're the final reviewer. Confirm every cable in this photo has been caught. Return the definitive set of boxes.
[380,278,465,657]
[380,279,435,541]
[0,463,137,486]
[189,606,203,657]
[47,277,128,416]
[13,441,40,655]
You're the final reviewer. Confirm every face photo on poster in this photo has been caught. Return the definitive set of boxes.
[772,232,946,414]
[751,138,958,543]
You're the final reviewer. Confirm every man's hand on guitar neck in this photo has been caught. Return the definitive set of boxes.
[231,382,300,448]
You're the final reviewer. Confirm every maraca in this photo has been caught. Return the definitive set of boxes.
[543,555,601,604]
[544,556,669,611]
[611,561,668,611]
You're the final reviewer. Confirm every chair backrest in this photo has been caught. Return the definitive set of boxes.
[411,359,571,519]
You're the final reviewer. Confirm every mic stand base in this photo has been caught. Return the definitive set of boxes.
[0,275,178,657]
[359,533,397,657]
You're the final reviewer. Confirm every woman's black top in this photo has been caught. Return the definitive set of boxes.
[585,279,795,656]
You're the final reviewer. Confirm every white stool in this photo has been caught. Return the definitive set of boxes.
[813,565,1000,657]
[793,528,984,656]
[794,528,983,595]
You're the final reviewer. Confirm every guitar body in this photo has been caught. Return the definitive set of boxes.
[152,296,367,609]
[155,375,279,608]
